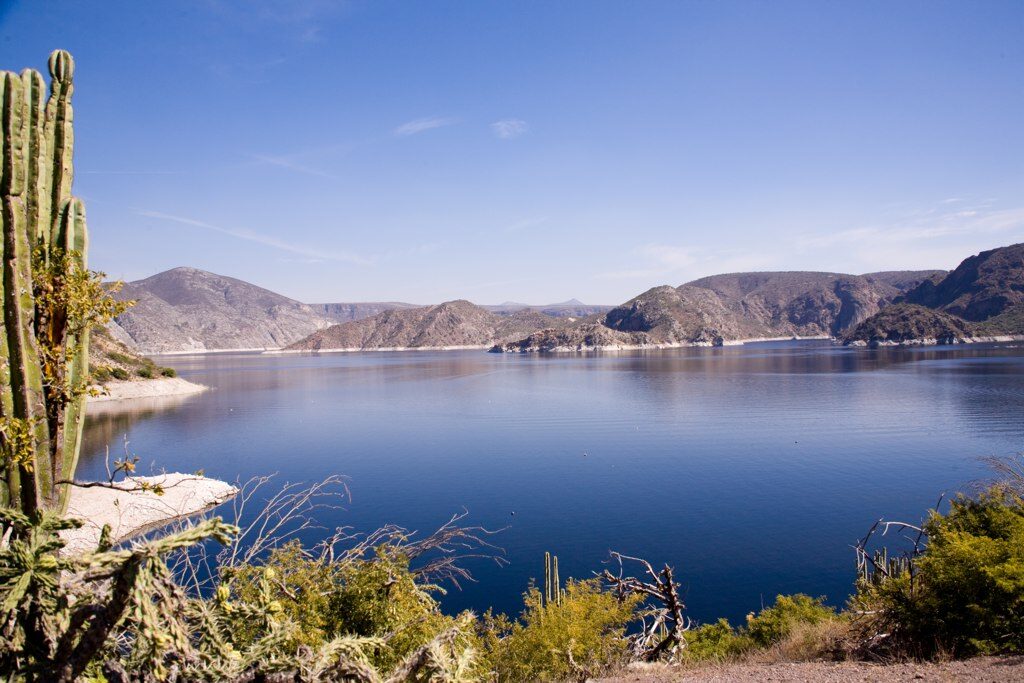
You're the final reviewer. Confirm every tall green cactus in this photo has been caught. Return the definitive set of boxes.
[0,51,109,515]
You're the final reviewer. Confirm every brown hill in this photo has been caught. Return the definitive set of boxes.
[901,243,1024,330]
[114,268,334,353]
[284,300,573,351]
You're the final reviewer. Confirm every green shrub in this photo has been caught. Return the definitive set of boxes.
[91,366,111,383]
[224,541,467,673]
[136,366,154,379]
[480,579,640,681]
[107,351,135,365]
[682,618,753,662]
[851,485,1024,657]
[110,367,129,381]
[745,594,835,648]
[160,366,177,377]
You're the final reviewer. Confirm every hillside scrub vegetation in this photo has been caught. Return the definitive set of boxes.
[1,461,1022,681]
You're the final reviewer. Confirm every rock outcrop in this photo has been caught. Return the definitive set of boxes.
[901,243,1024,332]
[841,303,977,347]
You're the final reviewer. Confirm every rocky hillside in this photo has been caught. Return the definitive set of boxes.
[901,243,1024,332]
[842,303,977,346]
[284,300,574,351]
[497,271,936,352]
[113,268,334,353]
[484,299,613,318]
[311,302,420,323]
[90,325,177,383]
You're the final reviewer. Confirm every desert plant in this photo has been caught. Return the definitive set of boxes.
[160,367,177,378]
[680,618,753,662]
[744,594,835,648]
[481,578,640,682]
[1,51,129,515]
[850,483,1024,657]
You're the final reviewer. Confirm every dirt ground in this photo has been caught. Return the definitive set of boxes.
[598,657,1024,682]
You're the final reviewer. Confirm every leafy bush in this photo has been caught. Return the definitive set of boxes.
[851,484,1024,657]
[91,365,111,383]
[136,366,154,379]
[681,618,753,662]
[480,579,640,681]
[110,367,129,380]
[745,594,835,648]
[223,541,466,672]
[160,366,177,377]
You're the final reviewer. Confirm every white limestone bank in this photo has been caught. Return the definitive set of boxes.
[89,377,208,402]
[845,335,1020,348]
[61,473,238,555]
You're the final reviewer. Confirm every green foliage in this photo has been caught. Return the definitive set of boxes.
[480,579,640,682]
[852,485,1024,656]
[745,594,835,648]
[110,367,129,381]
[221,540,468,673]
[681,619,753,662]
[160,366,177,378]
[136,366,154,379]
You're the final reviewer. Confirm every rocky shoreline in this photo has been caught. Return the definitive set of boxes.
[61,473,237,555]
[89,376,208,402]
[844,334,1019,348]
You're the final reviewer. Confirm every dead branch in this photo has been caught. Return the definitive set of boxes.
[600,551,690,662]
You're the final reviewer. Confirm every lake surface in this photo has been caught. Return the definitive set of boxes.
[81,341,1024,624]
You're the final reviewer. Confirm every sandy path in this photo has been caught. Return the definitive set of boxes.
[600,657,1024,682]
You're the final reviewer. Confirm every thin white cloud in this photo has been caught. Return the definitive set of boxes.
[138,210,373,266]
[393,117,459,137]
[491,118,528,139]
[503,217,549,232]
[797,205,1024,251]
[252,154,340,180]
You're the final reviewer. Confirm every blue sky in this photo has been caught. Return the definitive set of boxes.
[2,1,1022,305]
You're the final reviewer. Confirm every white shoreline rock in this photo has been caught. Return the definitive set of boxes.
[61,473,237,555]
[89,377,208,402]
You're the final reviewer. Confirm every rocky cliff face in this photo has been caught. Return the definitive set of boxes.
[901,243,1024,331]
[114,268,334,353]
[499,270,938,352]
[842,303,977,346]
[284,300,574,351]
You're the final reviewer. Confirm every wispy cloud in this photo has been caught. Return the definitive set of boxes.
[393,117,459,137]
[138,210,373,265]
[796,204,1024,251]
[597,244,701,280]
[503,217,549,232]
[491,119,528,139]
[251,154,340,180]
[597,244,778,282]
[81,170,181,175]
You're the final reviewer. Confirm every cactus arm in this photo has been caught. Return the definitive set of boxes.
[1,71,50,515]
[0,71,12,508]
[52,198,88,511]
[44,51,73,247]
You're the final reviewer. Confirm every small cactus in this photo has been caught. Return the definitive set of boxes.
[543,551,565,607]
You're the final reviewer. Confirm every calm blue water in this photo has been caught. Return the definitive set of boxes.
[80,341,1024,624]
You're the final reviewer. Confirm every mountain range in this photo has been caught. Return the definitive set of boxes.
[109,243,1023,355]
[109,268,605,353]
